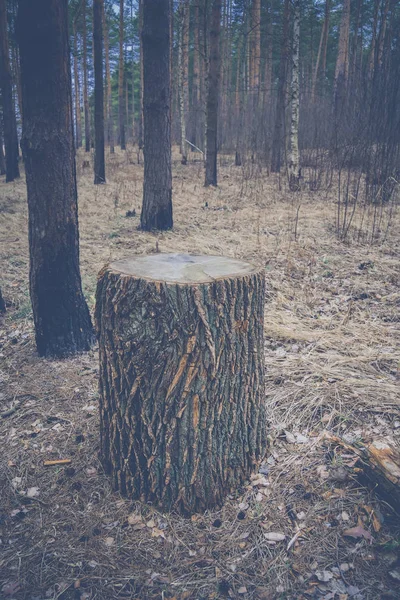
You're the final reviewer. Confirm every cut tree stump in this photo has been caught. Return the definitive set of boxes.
[95,253,267,514]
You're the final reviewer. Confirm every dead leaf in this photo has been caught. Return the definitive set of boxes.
[146,519,156,528]
[2,581,21,596]
[315,570,333,582]
[104,537,115,546]
[285,430,296,444]
[26,486,40,498]
[343,526,373,543]
[238,586,247,594]
[127,513,142,525]
[316,465,329,480]
[151,527,166,539]
[263,532,286,541]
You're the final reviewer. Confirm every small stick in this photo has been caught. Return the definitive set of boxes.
[43,459,72,467]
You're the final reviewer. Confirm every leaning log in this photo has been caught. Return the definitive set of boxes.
[323,433,400,513]
[96,253,267,514]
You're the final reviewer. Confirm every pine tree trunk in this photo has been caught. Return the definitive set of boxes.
[204,0,221,187]
[178,0,189,164]
[311,0,330,102]
[103,6,115,153]
[93,0,106,184]
[118,0,126,150]
[0,285,5,313]
[138,0,144,152]
[271,0,290,173]
[83,0,91,153]
[334,0,351,97]
[0,124,6,175]
[96,253,267,515]
[0,0,20,182]
[73,19,82,149]
[140,0,173,231]
[17,0,95,358]
[288,0,300,191]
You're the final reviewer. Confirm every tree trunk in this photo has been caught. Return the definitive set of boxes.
[138,0,144,152]
[17,0,95,358]
[311,0,330,102]
[178,0,189,164]
[73,19,82,149]
[140,0,173,231]
[0,0,20,182]
[271,0,290,173]
[118,0,126,150]
[96,253,267,515]
[0,285,5,313]
[288,0,300,191]
[0,124,6,175]
[204,0,221,187]
[334,0,351,96]
[82,0,91,153]
[93,0,106,184]
[103,5,114,153]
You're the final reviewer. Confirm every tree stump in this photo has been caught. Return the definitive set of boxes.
[96,253,267,514]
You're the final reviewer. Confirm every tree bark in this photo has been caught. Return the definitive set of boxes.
[82,0,91,153]
[17,0,95,358]
[271,0,290,173]
[204,0,221,187]
[0,123,6,175]
[138,0,144,152]
[93,0,106,184]
[334,0,351,97]
[118,0,126,150]
[0,285,5,313]
[178,0,189,164]
[103,4,114,153]
[288,0,300,191]
[96,253,267,515]
[73,19,82,149]
[311,0,330,102]
[140,0,173,231]
[323,433,400,514]
[0,0,20,182]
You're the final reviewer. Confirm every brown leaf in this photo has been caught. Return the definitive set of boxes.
[343,526,373,542]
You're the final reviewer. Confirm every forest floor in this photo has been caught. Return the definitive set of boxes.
[0,148,399,600]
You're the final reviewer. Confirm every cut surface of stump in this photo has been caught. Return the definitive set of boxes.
[96,253,267,514]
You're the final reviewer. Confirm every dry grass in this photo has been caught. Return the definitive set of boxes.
[0,147,399,600]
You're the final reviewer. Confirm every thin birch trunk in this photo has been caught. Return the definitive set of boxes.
[288,0,300,191]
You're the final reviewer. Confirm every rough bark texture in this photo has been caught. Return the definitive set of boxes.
[324,433,400,514]
[73,19,82,149]
[0,285,5,313]
[0,0,20,182]
[335,0,351,91]
[96,254,267,515]
[93,0,106,184]
[140,0,173,231]
[205,0,221,187]
[271,0,290,173]
[178,0,189,164]
[17,0,95,358]
[103,6,114,153]
[118,0,126,150]
[82,0,91,153]
[0,124,6,175]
